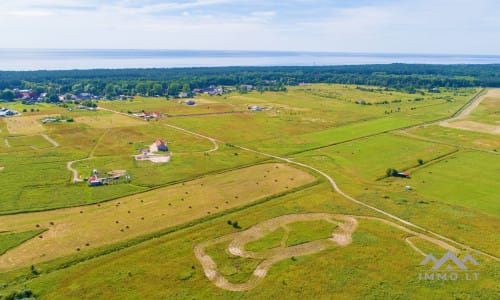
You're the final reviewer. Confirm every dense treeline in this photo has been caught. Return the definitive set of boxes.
[1,64,499,99]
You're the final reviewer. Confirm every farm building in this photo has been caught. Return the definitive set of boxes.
[87,169,130,187]
[149,139,168,153]
[0,108,17,117]
[396,172,410,178]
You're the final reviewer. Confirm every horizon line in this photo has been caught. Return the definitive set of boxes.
[1,48,500,57]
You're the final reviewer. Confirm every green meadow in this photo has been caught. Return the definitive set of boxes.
[0,85,498,299]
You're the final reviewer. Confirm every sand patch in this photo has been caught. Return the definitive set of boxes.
[441,120,500,135]
[195,213,459,291]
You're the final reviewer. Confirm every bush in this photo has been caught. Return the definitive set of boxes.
[417,159,424,165]
[386,168,399,177]
[5,289,34,300]
[232,221,241,229]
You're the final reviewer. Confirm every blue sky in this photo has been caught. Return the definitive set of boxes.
[0,0,499,54]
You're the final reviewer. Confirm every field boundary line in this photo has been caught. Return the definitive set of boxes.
[41,134,59,147]
[101,91,499,261]
[0,181,322,288]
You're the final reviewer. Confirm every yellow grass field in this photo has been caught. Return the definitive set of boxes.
[74,113,145,128]
[0,163,315,270]
[3,115,50,135]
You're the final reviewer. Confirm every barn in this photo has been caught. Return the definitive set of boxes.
[150,139,168,152]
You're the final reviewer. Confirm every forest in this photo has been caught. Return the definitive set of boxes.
[1,64,499,100]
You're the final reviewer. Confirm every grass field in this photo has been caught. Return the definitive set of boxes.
[2,185,496,299]
[0,163,316,270]
[0,84,497,299]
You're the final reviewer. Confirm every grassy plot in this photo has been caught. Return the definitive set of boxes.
[405,124,500,151]
[0,156,74,214]
[285,220,337,247]
[293,133,456,182]
[98,96,242,116]
[72,144,266,188]
[9,191,497,300]
[0,163,316,270]
[206,241,263,284]
[407,151,500,215]
[6,136,54,149]
[91,124,214,156]
[254,117,419,155]
[244,228,285,251]
[291,147,500,256]
[0,230,45,256]
[466,89,500,125]
[74,111,144,128]
[3,115,48,135]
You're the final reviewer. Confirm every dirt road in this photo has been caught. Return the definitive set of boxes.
[194,213,460,291]
[102,102,499,263]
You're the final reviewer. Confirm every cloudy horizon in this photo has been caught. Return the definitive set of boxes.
[0,0,499,55]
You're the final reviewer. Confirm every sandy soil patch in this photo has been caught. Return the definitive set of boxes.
[441,120,500,135]
[195,213,459,291]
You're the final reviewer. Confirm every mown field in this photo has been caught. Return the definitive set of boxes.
[0,85,498,299]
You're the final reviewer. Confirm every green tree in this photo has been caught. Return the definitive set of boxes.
[1,89,15,101]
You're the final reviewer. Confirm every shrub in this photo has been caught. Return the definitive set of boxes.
[417,159,424,165]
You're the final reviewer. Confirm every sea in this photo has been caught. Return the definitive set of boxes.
[1,49,499,71]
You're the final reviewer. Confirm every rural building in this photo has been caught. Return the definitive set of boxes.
[248,105,264,111]
[0,108,16,117]
[186,100,196,106]
[396,172,410,178]
[150,139,168,152]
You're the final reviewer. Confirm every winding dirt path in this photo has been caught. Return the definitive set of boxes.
[97,107,219,153]
[67,158,91,182]
[66,129,109,182]
[194,213,460,291]
[101,101,499,262]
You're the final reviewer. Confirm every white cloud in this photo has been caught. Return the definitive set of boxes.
[0,0,498,54]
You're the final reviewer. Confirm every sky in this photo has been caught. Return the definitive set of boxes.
[0,0,499,54]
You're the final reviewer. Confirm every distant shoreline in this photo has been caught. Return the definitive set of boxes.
[1,49,500,71]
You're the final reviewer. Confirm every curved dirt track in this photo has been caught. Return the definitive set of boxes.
[194,213,460,291]
[97,107,219,153]
[102,104,499,262]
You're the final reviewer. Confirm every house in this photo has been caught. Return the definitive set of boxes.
[248,105,263,111]
[178,92,189,98]
[240,84,254,90]
[0,108,16,117]
[79,93,92,100]
[88,176,103,186]
[149,139,168,153]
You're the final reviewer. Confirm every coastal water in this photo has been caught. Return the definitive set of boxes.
[1,49,499,71]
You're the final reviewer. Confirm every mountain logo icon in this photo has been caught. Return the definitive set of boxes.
[420,251,479,270]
